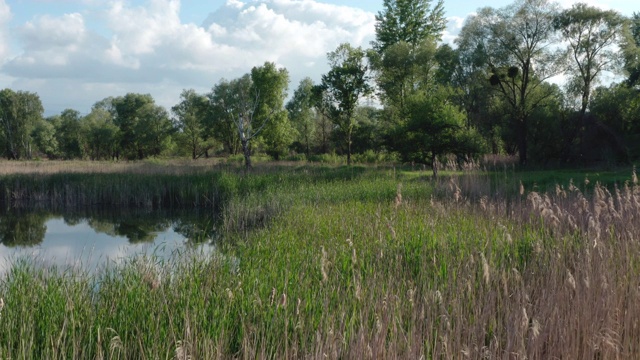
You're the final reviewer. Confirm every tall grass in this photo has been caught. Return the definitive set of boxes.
[1,163,640,358]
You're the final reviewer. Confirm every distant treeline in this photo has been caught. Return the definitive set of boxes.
[1,0,639,171]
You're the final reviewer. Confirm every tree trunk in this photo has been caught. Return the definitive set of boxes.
[431,154,438,178]
[346,128,352,166]
[517,116,528,166]
[241,139,252,170]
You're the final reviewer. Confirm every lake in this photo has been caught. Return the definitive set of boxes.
[0,208,218,275]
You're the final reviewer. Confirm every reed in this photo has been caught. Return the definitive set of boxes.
[1,162,640,358]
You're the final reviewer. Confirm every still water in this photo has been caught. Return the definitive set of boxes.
[0,208,218,274]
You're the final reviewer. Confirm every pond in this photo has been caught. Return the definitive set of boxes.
[0,208,219,275]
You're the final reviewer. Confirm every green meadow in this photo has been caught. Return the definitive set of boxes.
[1,161,639,359]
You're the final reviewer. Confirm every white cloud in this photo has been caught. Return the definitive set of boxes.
[1,0,376,115]
[0,0,11,62]
[442,16,465,46]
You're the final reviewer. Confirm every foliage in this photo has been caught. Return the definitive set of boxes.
[319,43,373,165]
[112,93,174,160]
[373,0,446,53]
[589,84,640,161]
[400,89,485,176]
[31,119,58,158]
[287,78,316,157]
[554,3,626,117]
[55,109,84,160]
[469,0,563,165]
[209,63,290,169]
[0,89,44,160]
[172,89,214,160]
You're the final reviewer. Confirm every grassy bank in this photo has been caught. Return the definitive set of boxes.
[1,163,640,358]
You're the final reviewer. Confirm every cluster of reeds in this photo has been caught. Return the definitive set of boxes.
[1,165,640,358]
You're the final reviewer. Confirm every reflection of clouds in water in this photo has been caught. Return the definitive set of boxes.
[0,217,213,276]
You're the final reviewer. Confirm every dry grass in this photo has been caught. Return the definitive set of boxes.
[0,159,227,176]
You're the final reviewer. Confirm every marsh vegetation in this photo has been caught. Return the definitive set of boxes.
[1,160,639,358]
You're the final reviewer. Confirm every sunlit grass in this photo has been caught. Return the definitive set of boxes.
[1,162,640,358]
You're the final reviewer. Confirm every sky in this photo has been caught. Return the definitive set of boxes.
[0,0,636,116]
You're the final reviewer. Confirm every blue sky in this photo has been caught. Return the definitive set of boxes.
[0,0,636,115]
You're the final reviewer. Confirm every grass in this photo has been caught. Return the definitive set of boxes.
[1,160,640,358]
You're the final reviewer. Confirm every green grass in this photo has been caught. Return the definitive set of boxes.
[1,163,640,358]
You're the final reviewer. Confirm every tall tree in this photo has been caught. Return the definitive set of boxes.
[210,62,288,169]
[0,89,43,160]
[112,93,173,160]
[373,0,446,53]
[287,78,316,157]
[31,119,58,159]
[554,4,626,117]
[208,80,241,156]
[82,104,119,161]
[172,89,213,160]
[622,12,640,87]
[471,0,563,165]
[319,43,372,165]
[55,109,84,159]
[251,62,293,161]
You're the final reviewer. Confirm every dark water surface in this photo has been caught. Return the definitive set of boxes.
[0,208,218,274]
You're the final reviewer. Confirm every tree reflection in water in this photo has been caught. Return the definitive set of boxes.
[0,211,50,247]
[0,208,218,247]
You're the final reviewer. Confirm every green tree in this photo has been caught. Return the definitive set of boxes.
[404,90,484,177]
[0,89,44,160]
[477,0,563,165]
[319,43,372,165]
[622,13,640,87]
[251,62,293,161]
[590,84,640,161]
[554,4,626,117]
[287,78,316,157]
[373,0,446,53]
[454,9,500,151]
[31,119,58,158]
[55,109,84,159]
[172,89,213,160]
[82,101,119,160]
[210,62,289,169]
[208,80,241,156]
[112,93,173,160]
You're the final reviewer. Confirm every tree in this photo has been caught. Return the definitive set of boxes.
[83,100,119,160]
[590,84,640,161]
[172,89,213,160]
[373,0,446,53]
[319,43,372,165]
[112,93,173,160]
[55,109,84,159]
[208,80,241,156]
[554,4,626,117]
[31,119,58,158]
[287,78,316,157]
[0,89,43,160]
[622,12,640,87]
[210,62,288,169]
[250,62,293,161]
[404,90,484,177]
[476,0,563,165]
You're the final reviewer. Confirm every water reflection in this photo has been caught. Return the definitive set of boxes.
[0,208,217,247]
[0,208,219,274]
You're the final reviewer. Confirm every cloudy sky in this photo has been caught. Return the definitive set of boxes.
[0,0,635,116]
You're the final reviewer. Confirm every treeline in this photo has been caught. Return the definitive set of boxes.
[1,0,640,173]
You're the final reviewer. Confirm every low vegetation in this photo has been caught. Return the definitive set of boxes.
[0,162,639,358]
